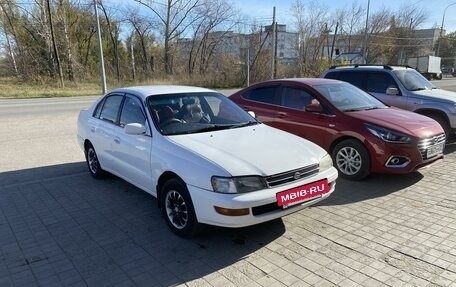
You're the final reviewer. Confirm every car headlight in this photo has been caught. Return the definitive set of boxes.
[365,124,412,143]
[211,176,267,193]
[319,153,333,172]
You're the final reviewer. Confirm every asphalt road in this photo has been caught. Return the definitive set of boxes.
[433,77,456,91]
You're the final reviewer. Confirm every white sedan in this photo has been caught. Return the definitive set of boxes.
[77,86,338,237]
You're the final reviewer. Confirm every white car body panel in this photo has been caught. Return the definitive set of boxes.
[169,124,326,177]
[77,86,338,229]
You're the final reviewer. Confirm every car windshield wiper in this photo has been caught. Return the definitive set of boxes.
[364,106,385,110]
[191,124,233,133]
[343,106,384,112]
[410,87,427,91]
[230,120,259,129]
[342,107,368,112]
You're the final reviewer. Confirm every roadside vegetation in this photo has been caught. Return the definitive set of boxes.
[1,0,455,98]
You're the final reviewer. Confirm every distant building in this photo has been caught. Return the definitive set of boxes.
[177,26,444,67]
[177,24,299,65]
[263,24,299,63]
[324,28,442,63]
[333,52,366,64]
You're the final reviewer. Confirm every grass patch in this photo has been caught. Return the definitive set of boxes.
[0,77,242,99]
[0,78,105,98]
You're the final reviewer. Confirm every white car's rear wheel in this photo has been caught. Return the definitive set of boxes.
[85,143,106,179]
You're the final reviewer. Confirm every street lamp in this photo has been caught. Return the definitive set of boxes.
[93,0,107,95]
[437,2,456,57]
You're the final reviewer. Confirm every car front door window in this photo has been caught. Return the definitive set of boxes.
[282,87,314,110]
[120,96,146,127]
[366,73,396,93]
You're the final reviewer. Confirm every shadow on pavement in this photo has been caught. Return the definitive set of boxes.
[0,162,87,188]
[319,137,456,207]
[444,137,456,155]
[320,172,423,207]
[0,163,284,286]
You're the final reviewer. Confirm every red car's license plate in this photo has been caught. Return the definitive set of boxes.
[276,179,329,208]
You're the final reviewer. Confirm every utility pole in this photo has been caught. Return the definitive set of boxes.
[46,0,64,88]
[246,47,250,87]
[130,33,136,81]
[331,22,339,58]
[438,3,456,57]
[94,0,107,95]
[271,6,276,80]
[362,0,370,61]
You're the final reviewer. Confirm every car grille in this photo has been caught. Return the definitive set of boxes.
[265,164,319,187]
[417,133,446,160]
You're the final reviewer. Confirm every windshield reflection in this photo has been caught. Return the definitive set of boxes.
[393,69,436,91]
[314,82,387,112]
[147,92,258,135]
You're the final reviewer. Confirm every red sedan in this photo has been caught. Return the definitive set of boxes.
[230,78,445,180]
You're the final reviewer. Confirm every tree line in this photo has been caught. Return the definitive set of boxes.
[0,0,455,88]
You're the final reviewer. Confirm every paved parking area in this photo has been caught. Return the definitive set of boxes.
[1,98,456,286]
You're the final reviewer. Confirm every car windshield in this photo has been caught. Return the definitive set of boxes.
[147,92,258,135]
[313,82,388,112]
[393,69,436,91]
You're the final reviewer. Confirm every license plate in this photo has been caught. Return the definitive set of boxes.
[276,179,329,208]
[427,143,444,158]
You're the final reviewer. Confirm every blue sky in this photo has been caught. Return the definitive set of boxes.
[231,0,456,33]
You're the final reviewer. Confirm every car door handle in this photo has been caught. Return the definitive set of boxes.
[276,112,287,118]
[114,137,120,144]
[90,126,95,132]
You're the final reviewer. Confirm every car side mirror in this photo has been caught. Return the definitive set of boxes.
[125,123,146,135]
[305,103,323,113]
[386,86,400,96]
[248,111,256,118]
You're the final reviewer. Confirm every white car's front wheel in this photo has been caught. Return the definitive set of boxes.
[161,178,201,238]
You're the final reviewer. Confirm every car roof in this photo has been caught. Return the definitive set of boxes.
[108,85,216,100]
[325,64,412,71]
[254,78,341,86]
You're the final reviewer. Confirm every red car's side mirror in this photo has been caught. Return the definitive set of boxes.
[305,103,323,113]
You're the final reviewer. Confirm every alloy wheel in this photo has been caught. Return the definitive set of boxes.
[87,148,99,175]
[335,146,362,176]
[165,190,188,230]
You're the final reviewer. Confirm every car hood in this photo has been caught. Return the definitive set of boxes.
[169,124,326,177]
[412,88,456,102]
[349,107,443,138]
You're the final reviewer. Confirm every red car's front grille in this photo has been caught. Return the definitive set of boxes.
[417,133,446,160]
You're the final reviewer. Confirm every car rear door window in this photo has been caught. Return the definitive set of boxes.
[243,86,279,105]
[338,72,363,89]
[99,95,123,124]
[324,71,339,80]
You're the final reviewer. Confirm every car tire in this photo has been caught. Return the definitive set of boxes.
[85,143,106,179]
[332,139,370,180]
[161,178,202,238]
[427,114,451,140]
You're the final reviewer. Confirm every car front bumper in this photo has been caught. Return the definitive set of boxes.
[188,167,338,228]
